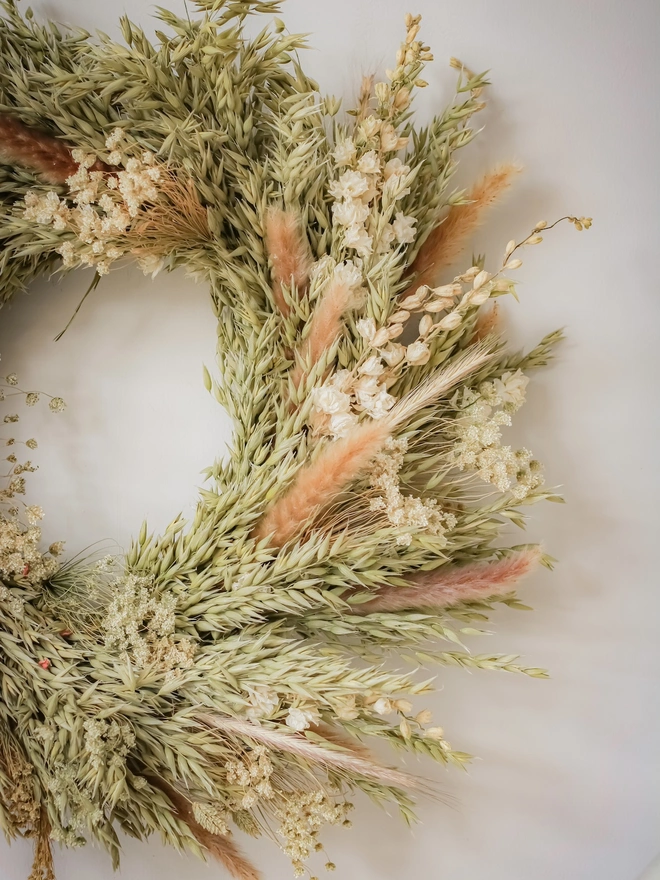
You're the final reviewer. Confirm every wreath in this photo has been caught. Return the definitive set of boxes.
[0,2,590,878]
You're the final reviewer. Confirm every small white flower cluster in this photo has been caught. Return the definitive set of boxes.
[330,124,416,260]
[226,745,274,808]
[47,763,104,839]
[450,370,544,500]
[23,128,161,276]
[311,357,396,437]
[102,572,195,672]
[0,515,60,587]
[369,437,457,546]
[83,716,136,773]
[275,791,352,876]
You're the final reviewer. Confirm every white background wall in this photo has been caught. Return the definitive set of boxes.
[1,1,659,878]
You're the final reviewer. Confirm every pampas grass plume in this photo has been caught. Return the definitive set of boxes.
[407,164,521,292]
[265,208,313,316]
[355,547,542,614]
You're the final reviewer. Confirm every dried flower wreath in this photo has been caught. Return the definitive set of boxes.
[0,2,590,878]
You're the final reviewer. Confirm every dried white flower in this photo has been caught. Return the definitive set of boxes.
[332,138,357,167]
[311,385,352,415]
[332,198,370,227]
[343,223,373,257]
[329,170,370,201]
[285,706,319,732]
[406,341,431,366]
[357,150,381,175]
[392,211,417,244]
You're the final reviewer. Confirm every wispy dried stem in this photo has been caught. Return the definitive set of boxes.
[131,172,211,256]
[470,302,501,343]
[199,715,418,791]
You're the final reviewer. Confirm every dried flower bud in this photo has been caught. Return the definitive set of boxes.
[504,239,517,260]
[425,297,454,312]
[406,341,431,365]
[473,269,491,289]
[415,709,433,725]
[438,312,462,331]
[393,88,411,110]
[394,699,413,713]
[505,258,523,270]
[469,287,491,306]
[525,234,543,245]
[371,328,391,347]
[376,81,391,102]
[533,220,548,231]
[419,314,433,336]
[386,323,404,340]
[425,726,445,740]
[389,309,410,323]
[380,343,406,366]
[400,719,412,739]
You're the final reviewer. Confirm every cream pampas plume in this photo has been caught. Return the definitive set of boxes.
[254,342,496,548]
[406,164,520,293]
[0,114,104,185]
[265,208,313,316]
[354,547,542,614]
[152,777,261,880]
[198,715,418,791]
[290,279,354,389]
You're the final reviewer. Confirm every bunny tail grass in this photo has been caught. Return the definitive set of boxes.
[0,114,104,184]
[253,419,389,548]
[198,716,419,791]
[290,279,354,389]
[255,342,495,548]
[355,547,542,614]
[153,778,262,880]
[406,164,521,292]
[265,208,313,316]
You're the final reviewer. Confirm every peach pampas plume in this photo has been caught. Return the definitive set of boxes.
[152,777,261,880]
[254,342,496,548]
[354,547,542,614]
[290,279,354,389]
[0,114,103,184]
[405,164,521,293]
[198,715,418,791]
[254,418,389,548]
[265,207,313,316]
